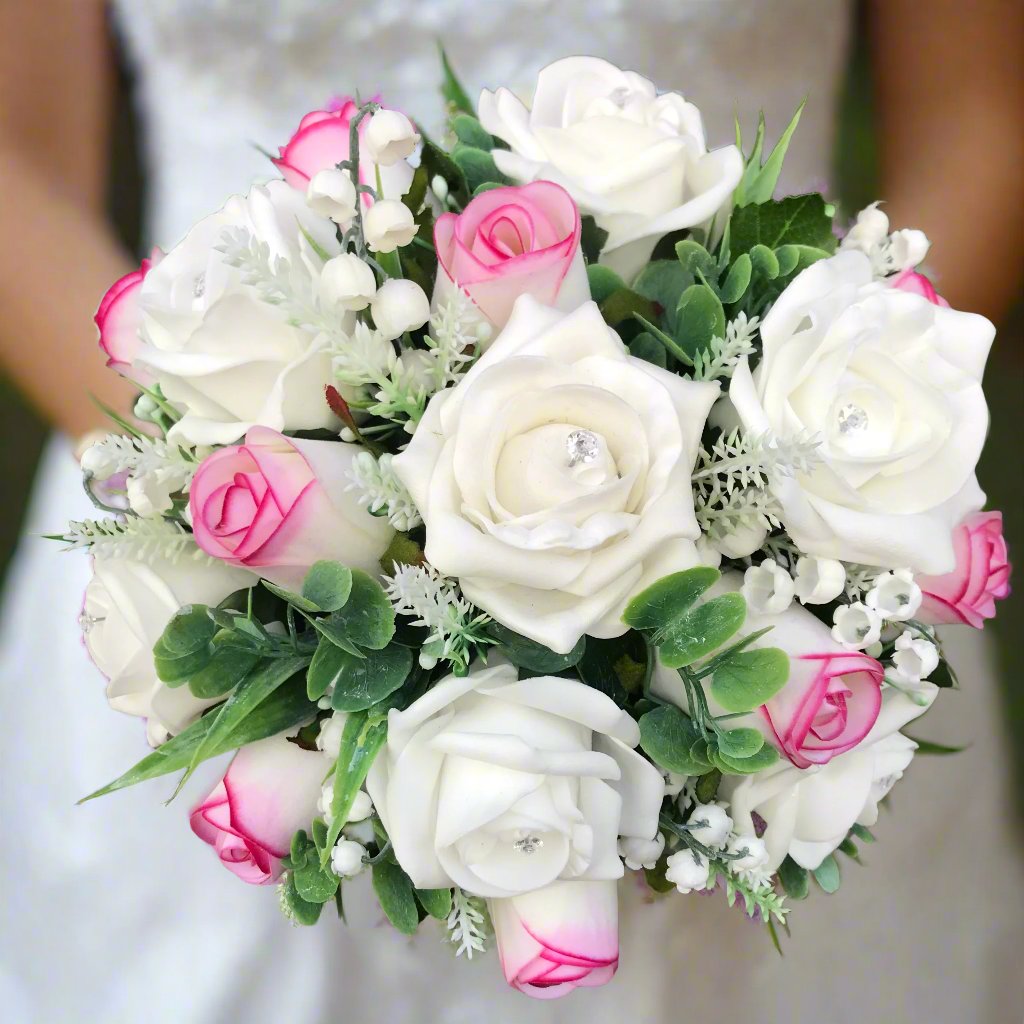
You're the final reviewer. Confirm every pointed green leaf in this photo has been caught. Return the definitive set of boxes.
[632,313,695,367]
[710,647,790,713]
[743,100,805,206]
[812,854,841,894]
[622,567,721,633]
[416,887,453,920]
[372,860,420,935]
[903,736,968,755]
[659,593,747,669]
[450,113,493,151]
[262,579,321,613]
[439,44,474,116]
[777,856,809,900]
[489,622,585,672]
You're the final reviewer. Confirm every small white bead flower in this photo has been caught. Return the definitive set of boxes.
[865,569,922,622]
[687,803,733,850]
[832,602,883,650]
[347,790,373,823]
[726,834,771,884]
[890,630,940,695]
[330,839,367,879]
[618,833,665,871]
[741,559,795,615]
[363,110,420,167]
[307,168,358,225]
[320,252,377,311]
[371,278,430,342]
[665,849,711,894]
[318,781,335,824]
[316,712,348,760]
[793,556,847,605]
[663,771,688,799]
[364,199,417,253]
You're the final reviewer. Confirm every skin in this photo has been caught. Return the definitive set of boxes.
[0,0,1021,439]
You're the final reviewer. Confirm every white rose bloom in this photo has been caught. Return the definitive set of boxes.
[320,252,378,311]
[478,56,743,280]
[725,684,936,871]
[723,251,994,574]
[793,556,846,605]
[306,168,358,225]
[366,662,665,898]
[81,554,253,746]
[135,180,350,446]
[392,297,718,653]
[363,109,420,168]
[363,199,417,253]
[741,559,795,615]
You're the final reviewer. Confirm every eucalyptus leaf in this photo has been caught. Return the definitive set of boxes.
[600,288,657,326]
[451,145,510,193]
[777,856,810,900]
[282,873,324,925]
[622,566,721,633]
[327,645,413,712]
[716,727,765,759]
[187,640,261,699]
[416,887,453,920]
[710,647,789,713]
[261,579,321,614]
[587,264,626,305]
[638,705,709,775]
[632,260,691,332]
[450,113,494,151]
[628,332,668,368]
[812,854,841,894]
[659,593,747,669]
[675,284,725,360]
[293,857,340,903]
[748,244,781,281]
[719,253,752,304]
[317,570,396,652]
[489,622,585,672]
[713,741,779,775]
[372,860,420,935]
[674,240,717,281]
[301,561,353,613]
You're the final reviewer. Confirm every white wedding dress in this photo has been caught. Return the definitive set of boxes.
[2,2,1021,1021]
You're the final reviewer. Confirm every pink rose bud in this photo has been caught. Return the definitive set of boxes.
[916,511,1011,628]
[190,735,325,884]
[93,249,162,381]
[189,426,393,589]
[489,880,618,1000]
[890,267,949,307]
[433,181,590,331]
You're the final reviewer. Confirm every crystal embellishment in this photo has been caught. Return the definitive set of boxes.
[837,403,868,435]
[193,272,206,299]
[566,429,600,468]
[513,834,544,855]
[78,612,104,634]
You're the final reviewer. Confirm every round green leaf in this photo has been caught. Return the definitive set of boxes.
[587,264,626,304]
[675,283,725,360]
[719,253,752,304]
[622,567,721,633]
[658,592,746,669]
[327,644,414,712]
[302,561,353,613]
[187,638,260,699]
[317,570,396,652]
[716,727,765,759]
[778,856,810,900]
[158,605,216,657]
[282,873,324,926]
[638,705,708,775]
[713,741,779,775]
[293,861,340,904]
[710,647,789,713]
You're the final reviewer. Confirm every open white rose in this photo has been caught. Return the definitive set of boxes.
[724,683,937,872]
[723,250,994,574]
[134,180,352,446]
[478,56,743,280]
[392,297,718,654]
[366,662,664,898]
[81,554,253,746]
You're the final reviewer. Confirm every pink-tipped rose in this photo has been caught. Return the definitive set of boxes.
[273,98,412,200]
[917,511,1011,627]
[490,881,618,1000]
[890,267,949,307]
[94,250,162,381]
[433,181,589,331]
[190,735,325,884]
[189,426,393,589]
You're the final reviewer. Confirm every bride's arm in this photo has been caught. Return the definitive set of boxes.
[870,0,1024,323]
[0,1,135,438]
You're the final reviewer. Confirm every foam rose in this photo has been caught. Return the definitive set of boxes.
[94,250,162,382]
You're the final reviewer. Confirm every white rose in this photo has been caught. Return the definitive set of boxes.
[365,662,664,898]
[478,56,743,280]
[135,180,351,446]
[725,684,937,871]
[723,251,994,574]
[392,297,719,653]
[81,554,253,746]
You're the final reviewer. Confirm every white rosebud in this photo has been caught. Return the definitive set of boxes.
[687,803,733,850]
[665,850,711,894]
[726,834,770,878]
[316,712,348,759]
[371,278,430,342]
[330,839,367,879]
[363,199,417,253]
[307,168,358,225]
[363,110,420,168]
[320,252,378,312]
[793,556,846,605]
[865,569,922,622]
[711,520,768,560]
[618,833,665,871]
[663,771,687,799]
[126,474,175,517]
[831,602,883,650]
[891,630,940,685]
[741,559,795,615]
[79,443,118,479]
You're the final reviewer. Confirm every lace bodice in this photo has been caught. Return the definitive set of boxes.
[112,0,852,251]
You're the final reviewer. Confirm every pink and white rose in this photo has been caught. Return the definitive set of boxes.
[94,250,162,381]
[433,181,589,331]
[189,426,393,589]
[490,880,618,1000]
[190,735,325,885]
[917,511,1011,628]
[890,267,949,307]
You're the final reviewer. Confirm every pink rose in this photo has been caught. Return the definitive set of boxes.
[890,267,949,307]
[433,181,589,330]
[189,426,392,589]
[94,250,162,381]
[273,98,412,199]
[490,881,618,1000]
[190,735,325,884]
[917,511,1011,627]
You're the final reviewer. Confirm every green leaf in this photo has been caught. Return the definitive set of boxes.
[628,332,667,368]
[638,705,710,775]
[293,855,340,904]
[729,194,836,256]
[674,240,717,281]
[261,579,321,614]
[812,854,841,894]
[632,260,691,332]
[416,887,453,920]
[587,264,625,304]
[622,566,721,633]
[719,253,752,304]
[451,145,510,194]
[928,658,959,689]
[79,674,314,801]
[153,605,217,683]
[187,639,261,699]
[439,44,474,115]
[748,243,781,281]
[659,593,747,669]
[716,727,765,759]
[281,872,324,925]
[632,313,695,368]
[850,823,876,844]
[675,284,725,360]
[301,561,353,613]
[451,113,493,150]
[488,622,586,673]
[372,860,420,935]
[327,645,414,712]
[739,100,805,206]
[710,647,789,713]
[694,768,722,804]
[316,570,396,652]
[777,856,809,900]
[774,243,828,278]
[712,741,778,775]
[643,846,678,894]
[579,216,608,265]
[904,735,968,755]
[418,132,468,202]
[576,635,632,705]
[600,288,657,326]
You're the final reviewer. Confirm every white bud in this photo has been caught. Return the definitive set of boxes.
[431,174,449,202]
[371,278,430,341]
[891,630,940,685]
[793,556,846,605]
[831,602,883,650]
[712,520,768,560]
[347,789,373,823]
[663,771,687,799]
[687,803,733,850]
[307,168,358,224]
[665,850,711,894]
[363,199,417,254]
[330,839,367,879]
[339,427,357,443]
[126,474,175,518]
[318,781,335,825]
[363,109,420,168]
[320,253,378,312]
[316,712,348,759]
[618,833,665,871]
[726,833,770,875]
[79,443,118,479]
[865,569,922,622]
[741,560,795,615]
[133,394,159,420]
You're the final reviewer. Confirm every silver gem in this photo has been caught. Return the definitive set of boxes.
[193,272,206,299]
[566,429,600,468]
[837,403,868,435]
[78,612,105,634]
[513,835,544,855]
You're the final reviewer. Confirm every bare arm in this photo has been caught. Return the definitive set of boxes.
[869,0,1024,323]
[0,0,135,438]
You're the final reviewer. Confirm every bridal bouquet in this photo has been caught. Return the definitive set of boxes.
[66,53,1010,999]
